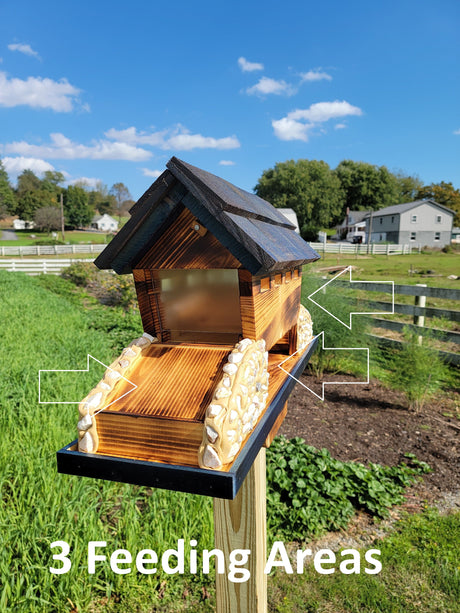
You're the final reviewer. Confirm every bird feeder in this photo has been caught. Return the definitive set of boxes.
[57,158,319,499]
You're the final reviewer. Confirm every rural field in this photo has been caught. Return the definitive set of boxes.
[0,258,458,612]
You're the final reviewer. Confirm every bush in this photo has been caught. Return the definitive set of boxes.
[61,261,98,286]
[33,238,65,246]
[266,436,430,541]
[382,327,449,412]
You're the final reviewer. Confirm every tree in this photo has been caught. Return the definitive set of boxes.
[15,190,49,221]
[254,159,344,240]
[394,171,424,203]
[0,159,16,214]
[110,182,132,218]
[17,169,42,197]
[34,206,62,233]
[63,185,93,228]
[41,171,65,196]
[335,160,400,214]
[416,181,460,225]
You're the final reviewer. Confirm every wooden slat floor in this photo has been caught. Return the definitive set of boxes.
[102,342,304,423]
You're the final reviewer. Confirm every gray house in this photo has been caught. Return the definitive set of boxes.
[365,199,454,247]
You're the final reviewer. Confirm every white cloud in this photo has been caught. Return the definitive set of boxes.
[0,71,82,112]
[300,70,332,82]
[219,160,236,166]
[246,76,296,97]
[106,125,240,151]
[142,168,163,178]
[272,100,362,141]
[238,57,264,72]
[334,123,347,130]
[272,117,312,142]
[4,132,152,161]
[8,43,41,59]
[288,101,362,123]
[454,129,460,135]
[2,156,55,177]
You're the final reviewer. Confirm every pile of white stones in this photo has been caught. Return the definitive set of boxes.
[77,332,158,454]
[198,338,270,470]
[296,305,314,351]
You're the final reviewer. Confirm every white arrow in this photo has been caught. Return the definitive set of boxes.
[307,266,394,329]
[277,332,369,401]
[38,354,137,413]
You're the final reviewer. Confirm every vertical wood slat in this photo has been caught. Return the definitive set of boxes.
[213,449,267,613]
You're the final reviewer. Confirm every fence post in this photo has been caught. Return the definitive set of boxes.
[386,243,390,257]
[414,283,427,345]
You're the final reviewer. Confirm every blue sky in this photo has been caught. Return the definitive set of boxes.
[0,0,458,201]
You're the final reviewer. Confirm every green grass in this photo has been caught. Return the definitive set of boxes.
[0,230,112,246]
[269,509,460,613]
[0,272,215,612]
[311,251,460,289]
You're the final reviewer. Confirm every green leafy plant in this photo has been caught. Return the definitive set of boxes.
[266,436,430,542]
[383,327,449,412]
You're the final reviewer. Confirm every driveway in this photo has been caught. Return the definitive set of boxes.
[1,230,18,240]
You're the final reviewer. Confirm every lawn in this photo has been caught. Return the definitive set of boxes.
[0,229,112,246]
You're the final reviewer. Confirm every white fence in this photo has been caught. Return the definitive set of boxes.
[0,259,94,275]
[308,242,417,255]
[0,244,106,256]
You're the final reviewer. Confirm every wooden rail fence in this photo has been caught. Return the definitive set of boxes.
[308,242,418,255]
[0,259,95,275]
[333,280,460,365]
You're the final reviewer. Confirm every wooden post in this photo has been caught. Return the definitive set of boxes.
[414,283,427,345]
[213,449,267,613]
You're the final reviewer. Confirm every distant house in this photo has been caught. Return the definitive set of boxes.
[278,208,300,234]
[91,214,119,232]
[336,209,370,241]
[364,200,454,247]
[452,227,460,244]
[13,219,35,230]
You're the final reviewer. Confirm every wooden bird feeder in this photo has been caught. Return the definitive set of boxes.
[57,157,320,499]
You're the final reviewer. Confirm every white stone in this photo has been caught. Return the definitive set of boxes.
[247,403,256,416]
[123,347,137,357]
[223,363,238,376]
[77,413,92,430]
[135,337,148,346]
[236,395,242,412]
[206,425,219,443]
[242,411,251,424]
[227,429,236,441]
[257,339,266,351]
[203,445,222,469]
[86,392,102,409]
[242,423,252,435]
[240,384,248,396]
[79,432,94,453]
[99,381,111,391]
[118,359,130,369]
[228,351,243,364]
[222,376,231,388]
[238,338,253,352]
[228,443,240,458]
[142,332,155,343]
[107,370,121,380]
[207,404,223,418]
[229,410,238,423]
[215,387,231,399]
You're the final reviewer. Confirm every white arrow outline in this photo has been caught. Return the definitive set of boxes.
[277,332,369,401]
[38,354,137,413]
[307,266,394,329]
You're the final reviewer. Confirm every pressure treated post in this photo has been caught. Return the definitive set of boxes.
[213,449,267,613]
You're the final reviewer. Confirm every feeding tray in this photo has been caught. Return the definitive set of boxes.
[56,157,320,499]
[57,336,317,499]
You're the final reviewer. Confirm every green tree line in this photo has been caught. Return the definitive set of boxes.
[255,159,460,240]
[0,161,133,232]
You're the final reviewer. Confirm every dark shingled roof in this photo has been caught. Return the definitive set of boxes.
[95,157,319,276]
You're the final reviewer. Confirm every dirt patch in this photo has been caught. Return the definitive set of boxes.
[280,373,460,497]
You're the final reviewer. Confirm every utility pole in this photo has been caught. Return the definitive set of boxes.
[60,192,65,242]
[367,211,373,254]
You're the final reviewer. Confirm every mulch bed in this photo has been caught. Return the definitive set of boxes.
[280,373,460,499]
